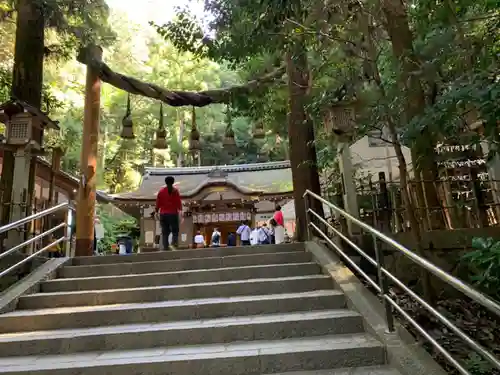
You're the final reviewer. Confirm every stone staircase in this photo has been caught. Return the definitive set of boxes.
[0,243,402,375]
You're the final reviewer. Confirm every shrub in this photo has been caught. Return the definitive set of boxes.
[461,237,500,301]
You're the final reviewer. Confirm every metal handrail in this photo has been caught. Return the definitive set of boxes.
[0,222,66,261]
[0,237,66,279]
[303,189,500,375]
[0,202,74,279]
[0,202,68,235]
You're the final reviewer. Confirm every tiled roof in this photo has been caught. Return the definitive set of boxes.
[112,161,294,200]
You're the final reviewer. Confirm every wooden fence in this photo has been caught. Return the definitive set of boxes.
[324,172,500,234]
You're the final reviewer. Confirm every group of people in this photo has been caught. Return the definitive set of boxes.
[155,175,288,250]
[193,206,286,248]
[234,206,286,246]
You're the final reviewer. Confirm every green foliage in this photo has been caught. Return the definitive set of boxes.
[4,7,285,195]
[464,353,495,375]
[462,237,500,301]
[97,211,138,254]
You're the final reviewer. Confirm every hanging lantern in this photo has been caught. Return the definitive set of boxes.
[223,126,236,147]
[257,147,269,162]
[120,94,135,139]
[253,122,265,139]
[189,107,201,151]
[153,103,168,149]
[223,103,236,150]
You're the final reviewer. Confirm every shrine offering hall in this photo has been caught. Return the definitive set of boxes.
[111,161,294,248]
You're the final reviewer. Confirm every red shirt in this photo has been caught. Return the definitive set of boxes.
[156,187,182,214]
[273,210,284,226]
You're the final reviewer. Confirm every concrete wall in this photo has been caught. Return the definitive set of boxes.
[350,135,413,181]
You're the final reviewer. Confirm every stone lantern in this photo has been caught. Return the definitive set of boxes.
[324,101,359,233]
[0,98,59,246]
[0,99,58,152]
[324,102,357,141]
[0,98,59,151]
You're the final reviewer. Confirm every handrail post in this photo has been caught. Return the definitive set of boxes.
[303,191,311,241]
[372,233,395,332]
[64,204,73,258]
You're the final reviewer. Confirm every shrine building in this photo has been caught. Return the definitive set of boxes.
[110,161,295,248]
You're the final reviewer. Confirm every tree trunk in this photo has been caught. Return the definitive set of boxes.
[0,0,44,233]
[363,9,435,302]
[381,0,445,229]
[286,43,324,242]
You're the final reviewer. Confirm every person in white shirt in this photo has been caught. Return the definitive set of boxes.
[258,223,272,245]
[236,221,252,246]
[211,228,221,247]
[250,227,259,246]
[194,230,205,248]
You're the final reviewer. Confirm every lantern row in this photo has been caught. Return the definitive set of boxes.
[119,94,267,150]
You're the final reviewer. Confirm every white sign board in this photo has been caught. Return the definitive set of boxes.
[145,231,154,244]
[255,213,273,222]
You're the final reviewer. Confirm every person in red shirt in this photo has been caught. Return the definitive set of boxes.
[154,176,182,250]
[273,205,285,244]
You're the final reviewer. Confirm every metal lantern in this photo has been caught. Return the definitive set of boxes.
[153,103,167,149]
[223,126,236,147]
[223,103,236,150]
[257,145,269,162]
[252,122,265,139]
[189,107,201,151]
[120,94,135,139]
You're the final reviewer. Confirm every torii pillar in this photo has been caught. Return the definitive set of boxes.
[75,45,102,257]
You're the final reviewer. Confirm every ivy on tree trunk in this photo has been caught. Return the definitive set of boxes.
[381,0,445,230]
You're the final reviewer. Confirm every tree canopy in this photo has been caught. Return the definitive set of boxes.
[0,6,289,195]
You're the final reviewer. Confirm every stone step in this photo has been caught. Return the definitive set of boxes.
[73,243,304,266]
[19,275,334,310]
[0,334,386,375]
[59,251,311,278]
[0,290,345,333]
[267,366,402,375]
[0,310,364,357]
[42,262,320,292]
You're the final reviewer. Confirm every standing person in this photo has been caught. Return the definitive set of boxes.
[250,226,259,246]
[236,221,251,246]
[273,205,285,244]
[154,176,182,251]
[211,227,221,247]
[194,230,205,248]
[258,223,272,245]
[227,232,236,247]
[268,220,276,244]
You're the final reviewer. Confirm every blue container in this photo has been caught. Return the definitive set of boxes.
[117,235,133,255]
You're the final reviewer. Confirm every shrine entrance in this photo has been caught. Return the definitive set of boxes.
[197,221,239,246]
[193,208,253,246]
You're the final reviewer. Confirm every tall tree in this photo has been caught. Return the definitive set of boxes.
[156,0,325,240]
[0,0,113,229]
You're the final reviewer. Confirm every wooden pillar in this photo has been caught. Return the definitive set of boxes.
[48,147,63,206]
[75,46,102,257]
